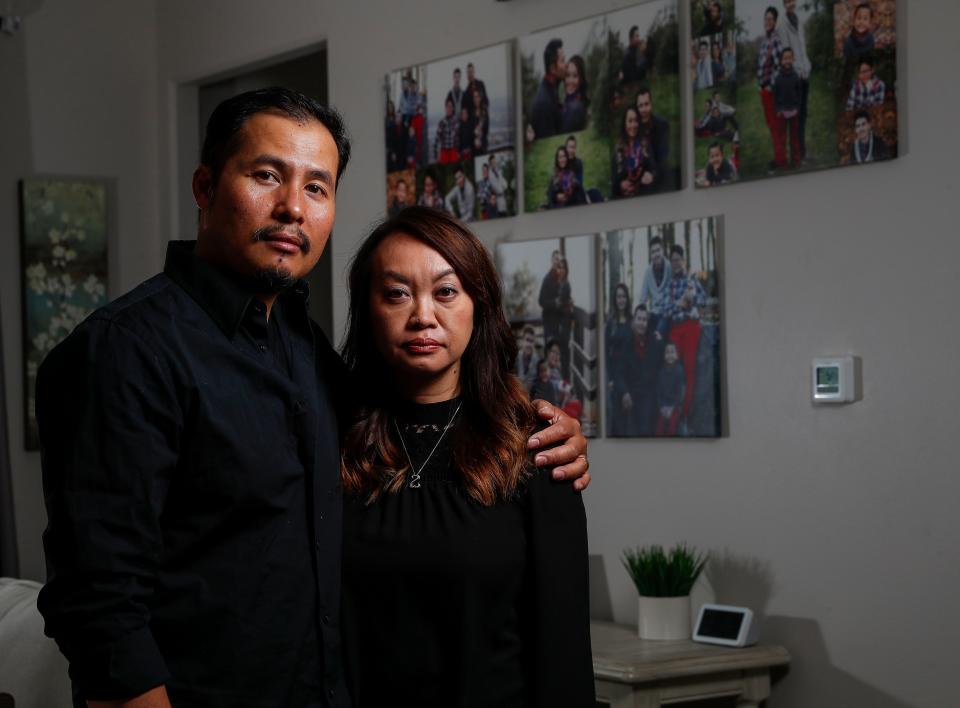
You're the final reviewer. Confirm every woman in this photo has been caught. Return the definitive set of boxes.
[605,283,633,436]
[561,54,589,133]
[613,106,657,198]
[457,105,476,161]
[547,146,586,208]
[710,42,726,84]
[471,86,489,155]
[339,206,594,707]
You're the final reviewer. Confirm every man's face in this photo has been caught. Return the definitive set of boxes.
[781,51,794,70]
[784,0,797,14]
[565,139,577,159]
[650,243,663,265]
[482,164,489,179]
[553,47,567,80]
[455,170,465,188]
[709,146,724,171]
[445,100,454,117]
[523,332,535,354]
[854,116,871,142]
[192,112,337,287]
[709,2,721,21]
[551,251,562,269]
[858,62,874,83]
[467,65,475,82]
[670,252,685,275]
[396,181,408,204]
[631,308,648,335]
[854,7,872,34]
[664,343,678,365]
[453,70,461,88]
[764,11,776,32]
[637,92,653,122]
[699,44,708,59]
[629,29,640,46]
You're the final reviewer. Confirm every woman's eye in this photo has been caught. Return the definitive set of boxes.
[437,286,458,298]
[386,288,408,300]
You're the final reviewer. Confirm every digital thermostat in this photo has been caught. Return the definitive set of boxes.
[692,603,758,647]
[812,355,856,403]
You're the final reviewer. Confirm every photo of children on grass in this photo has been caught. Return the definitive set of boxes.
[691,0,897,187]
[603,217,722,438]
[496,235,599,437]
[385,41,516,218]
[521,1,681,212]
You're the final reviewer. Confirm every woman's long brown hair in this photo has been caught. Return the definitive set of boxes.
[340,206,536,506]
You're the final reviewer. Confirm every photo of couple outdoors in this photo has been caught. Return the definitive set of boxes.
[604,217,722,438]
[691,0,897,187]
[521,0,681,212]
[497,236,600,437]
[385,42,517,221]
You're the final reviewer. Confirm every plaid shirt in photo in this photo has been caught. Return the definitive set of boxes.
[756,32,783,89]
[434,116,458,156]
[664,274,706,323]
[846,78,886,110]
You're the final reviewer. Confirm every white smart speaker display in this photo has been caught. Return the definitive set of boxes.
[692,603,758,647]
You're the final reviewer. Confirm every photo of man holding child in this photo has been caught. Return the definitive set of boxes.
[603,218,723,438]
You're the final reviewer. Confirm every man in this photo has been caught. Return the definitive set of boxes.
[444,167,476,222]
[635,88,672,190]
[399,74,420,124]
[434,97,459,164]
[663,244,706,423]
[695,41,713,90]
[37,88,588,708]
[636,236,671,332]
[475,162,497,220]
[757,6,784,172]
[778,0,812,160]
[445,67,464,121]
[464,62,488,120]
[849,109,890,163]
[619,26,647,84]
[529,38,565,141]
[772,47,802,168]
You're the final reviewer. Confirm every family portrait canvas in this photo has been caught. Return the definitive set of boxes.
[19,178,109,449]
[521,1,682,212]
[603,216,722,438]
[691,0,897,187]
[385,42,516,221]
[496,235,599,437]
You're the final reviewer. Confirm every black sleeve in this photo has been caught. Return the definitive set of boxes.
[36,317,181,701]
[523,468,595,707]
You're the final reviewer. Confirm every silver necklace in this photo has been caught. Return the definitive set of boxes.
[393,402,462,489]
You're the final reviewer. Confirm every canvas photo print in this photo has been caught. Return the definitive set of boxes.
[496,235,599,437]
[690,0,897,187]
[603,216,722,438]
[385,42,516,220]
[521,1,681,212]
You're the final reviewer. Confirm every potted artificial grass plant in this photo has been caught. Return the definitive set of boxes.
[622,543,707,640]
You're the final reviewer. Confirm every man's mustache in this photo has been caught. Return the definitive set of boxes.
[252,224,311,254]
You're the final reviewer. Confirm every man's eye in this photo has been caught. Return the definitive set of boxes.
[254,171,278,182]
[306,183,327,196]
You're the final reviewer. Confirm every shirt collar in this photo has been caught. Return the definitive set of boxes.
[163,240,310,339]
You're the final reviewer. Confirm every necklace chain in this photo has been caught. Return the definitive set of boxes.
[393,402,462,489]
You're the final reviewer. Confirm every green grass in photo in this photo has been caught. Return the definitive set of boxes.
[523,128,612,212]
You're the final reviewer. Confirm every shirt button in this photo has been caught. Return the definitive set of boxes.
[322,614,330,625]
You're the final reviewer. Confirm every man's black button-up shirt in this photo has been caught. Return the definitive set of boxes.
[37,241,349,707]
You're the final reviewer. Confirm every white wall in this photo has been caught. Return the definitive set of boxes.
[1,0,161,581]
[4,1,956,706]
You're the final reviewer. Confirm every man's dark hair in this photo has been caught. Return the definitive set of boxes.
[201,86,351,189]
[454,67,462,76]
[781,47,794,58]
[700,40,709,49]
[766,6,779,21]
[629,25,639,40]
[566,134,577,144]
[670,244,685,258]
[522,325,535,336]
[649,236,663,249]
[544,39,563,74]
[636,86,653,102]
[859,55,874,69]
[854,109,871,123]
[855,2,872,16]
[708,141,723,153]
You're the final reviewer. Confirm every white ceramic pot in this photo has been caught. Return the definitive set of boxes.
[637,595,691,640]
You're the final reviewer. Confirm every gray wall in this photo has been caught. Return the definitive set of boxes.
[4,1,958,706]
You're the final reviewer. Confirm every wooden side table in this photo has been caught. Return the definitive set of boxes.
[591,621,790,708]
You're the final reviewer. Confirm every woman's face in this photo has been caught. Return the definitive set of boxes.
[369,233,475,397]
[711,44,721,60]
[565,61,581,97]
[423,175,435,194]
[556,148,568,169]
[557,260,568,280]
[615,287,628,313]
[624,108,639,139]
[473,89,482,107]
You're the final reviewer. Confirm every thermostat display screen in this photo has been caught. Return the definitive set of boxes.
[698,609,743,640]
[816,366,840,394]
